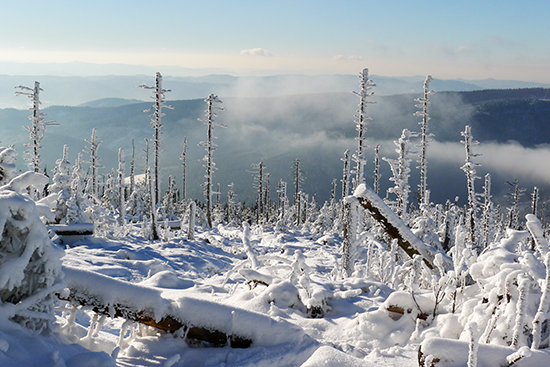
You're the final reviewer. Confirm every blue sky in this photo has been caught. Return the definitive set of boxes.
[1,0,549,81]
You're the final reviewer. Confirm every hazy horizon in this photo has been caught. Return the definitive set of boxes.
[1,1,549,83]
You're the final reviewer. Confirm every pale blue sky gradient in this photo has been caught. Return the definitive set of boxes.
[1,0,549,81]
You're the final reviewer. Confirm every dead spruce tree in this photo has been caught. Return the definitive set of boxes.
[15,81,58,175]
[415,75,434,206]
[251,160,266,224]
[180,136,188,202]
[199,94,225,228]
[292,158,305,226]
[373,144,381,195]
[351,68,376,190]
[505,179,525,230]
[461,125,481,251]
[138,72,172,205]
[83,128,103,200]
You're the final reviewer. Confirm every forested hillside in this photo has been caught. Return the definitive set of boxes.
[1,88,549,206]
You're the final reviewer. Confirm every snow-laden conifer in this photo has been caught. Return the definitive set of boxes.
[66,153,89,224]
[50,145,72,223]
[198,94,225,228]
[351,69,376,191]
[138,72,172,205]
[277,179,288,223]
[415,75,434,206]
[383,129,416,222]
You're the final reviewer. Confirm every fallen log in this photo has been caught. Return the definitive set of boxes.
[60,266,252,348]
[48,223,94,236]
[353,184,453,271]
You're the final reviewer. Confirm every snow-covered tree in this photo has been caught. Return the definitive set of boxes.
[342,196,359,277]
[0,172,63,333]
[50,145,72,223]
[383,129,416,222]
[292,158,305,226]
[15,81,57,175]
[138,72,172,204]
[179,137,188,202]
[83,128,103,200]
[251,161,266,224]
[373,144,381,195]
[227,182,237,225]
[505,179,525,230]
[461,125,481,250]
[66,153,89,224]
[351,68,376,190]
[415,75,434,206]
[198,94,225,228]
[480,173,495,249]
[277,179,288,223]
[129,139,136,197]
[187,201,196,240]
[117,148,126,227]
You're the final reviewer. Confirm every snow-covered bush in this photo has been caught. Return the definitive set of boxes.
[0,172,64,333]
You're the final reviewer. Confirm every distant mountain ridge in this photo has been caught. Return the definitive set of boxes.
[1,87,549,207]
[1,71,549,110]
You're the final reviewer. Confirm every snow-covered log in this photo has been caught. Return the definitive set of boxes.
[61,266,251,347]
[47,223,94,236]
[353,184,452,271]
[61,266,308,348]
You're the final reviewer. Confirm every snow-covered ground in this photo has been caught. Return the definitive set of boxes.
[2,174,550,366]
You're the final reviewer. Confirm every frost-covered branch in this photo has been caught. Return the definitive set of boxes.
[353,183,452,271]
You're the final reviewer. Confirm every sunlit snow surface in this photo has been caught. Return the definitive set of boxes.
[50,225,419,367]
[4,221,550,366]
